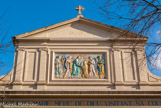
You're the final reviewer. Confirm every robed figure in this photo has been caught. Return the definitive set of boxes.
[97,55,105,79]
[55,55,64,78]
[82,60,89,78]
[88,56,97,78]
[72,56,82,77]
[64,56,73,78]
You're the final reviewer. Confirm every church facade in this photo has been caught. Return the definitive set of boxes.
[0,6,161,108]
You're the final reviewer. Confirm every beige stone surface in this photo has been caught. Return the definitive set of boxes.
[0,15,160,91]
[3,106,161,108]
[0,6,160,107]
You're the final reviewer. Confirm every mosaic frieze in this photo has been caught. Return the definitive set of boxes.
[55,54,105,79]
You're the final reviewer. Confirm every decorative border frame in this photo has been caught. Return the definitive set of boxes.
[48,49,112,85]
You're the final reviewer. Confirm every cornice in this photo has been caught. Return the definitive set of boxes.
[13,38,148,42]
[13,17,148,41]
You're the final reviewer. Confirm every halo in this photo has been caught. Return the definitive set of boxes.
[56,55,61,58]
[82,60,87,62]
[88,55,93,58]
[97,55,102,59]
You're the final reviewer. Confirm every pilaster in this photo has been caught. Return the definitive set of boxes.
[135,48,148,86]
[37,48,48,83]
[13,47,25,83]
[112,48,124,87]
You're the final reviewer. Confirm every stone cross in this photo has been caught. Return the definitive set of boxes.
[75,5,84,17]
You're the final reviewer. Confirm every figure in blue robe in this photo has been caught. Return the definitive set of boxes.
[97,55,105,78]
[72,56,82,77]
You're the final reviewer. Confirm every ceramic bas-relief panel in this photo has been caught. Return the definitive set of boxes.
[54,53,106,79]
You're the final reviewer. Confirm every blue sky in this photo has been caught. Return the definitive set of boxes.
[0,0,160,76]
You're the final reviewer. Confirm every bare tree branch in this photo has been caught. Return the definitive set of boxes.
[96,0,161,71]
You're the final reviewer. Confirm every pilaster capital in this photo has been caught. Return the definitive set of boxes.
[38,48,48,52]
[16,47,25,52]
[111,48,121,52]
[134,48,144,52]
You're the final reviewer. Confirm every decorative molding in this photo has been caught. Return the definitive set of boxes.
[134,48,144,52]
[38,48,48,52]
[131,50,135,55]
[111,48,121,52]
[16,47,25,51]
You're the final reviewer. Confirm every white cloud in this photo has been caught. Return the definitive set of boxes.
[157,30,161,39]
[151,53,161,70]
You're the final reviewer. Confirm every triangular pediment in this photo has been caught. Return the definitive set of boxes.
[14,17,148,41]
[22,22,118,40]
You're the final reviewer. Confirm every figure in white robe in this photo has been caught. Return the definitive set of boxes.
[64,56,72,78]
[88,56,97,78]
[55,55,64,78]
